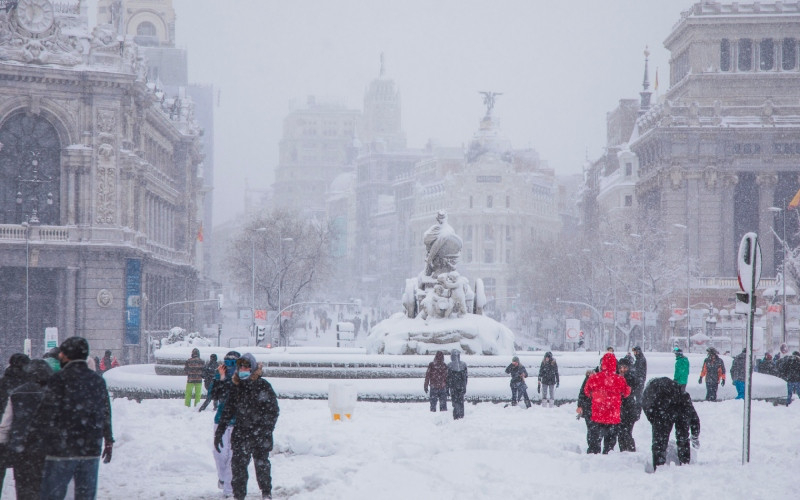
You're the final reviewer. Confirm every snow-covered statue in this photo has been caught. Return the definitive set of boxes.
[368,212,512,355]
[422,210,462,279]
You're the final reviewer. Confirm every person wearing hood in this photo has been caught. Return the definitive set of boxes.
[505,356,531,408]
[537,351,559,408]
[0,353,30,496]
[673,347,689,392]
[631,346,647,399]
[642,377,700,471]
[699,347,726,401]
[98,350,120,374]
[424,351,448,412]
[200,351,240,497]
[0,359,53,499]
[202,354,219,411]
[583,353,631,454]
[446,350,468,420]
[184,348,205,407]
[730,348,748,400]
[214,353,279,500]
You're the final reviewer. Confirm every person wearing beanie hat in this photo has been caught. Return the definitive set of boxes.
[446,350,468,420]
[699,347,726,401]
[673,346,689,393]
[505,356,531,408]
[184,348,205,407]
[616,357,642,452]
[0,359,53,499]
[538,351,560,408]
[423,351,448,412]
[215,353,279,500]
[777,350,800,405]
[29,336,114,499]
[199,351,240,497]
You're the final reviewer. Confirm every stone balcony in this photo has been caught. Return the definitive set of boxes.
[0,224,192,266]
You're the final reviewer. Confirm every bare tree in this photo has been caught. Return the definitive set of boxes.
[226,210,332,344]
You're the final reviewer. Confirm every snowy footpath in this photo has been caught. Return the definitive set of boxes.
[4,395,797,499]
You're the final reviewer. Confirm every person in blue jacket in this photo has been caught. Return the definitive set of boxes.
[200,351,240,497]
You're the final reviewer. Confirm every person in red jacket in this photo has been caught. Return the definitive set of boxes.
[583,353,631,454]
[423,351,448,412]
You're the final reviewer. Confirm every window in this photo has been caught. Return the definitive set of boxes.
[505,225,512,242]
[469,195,473,209]
[484,248,494,264]
[506,248,512,263]
[739,39,752,71]
[137,21,157,37]
[487,195,493,208]
[484,224,494,241]
[625,195,633,207]
[783,38,797,70]
[466,248,473,263]
[483,278,496,300]
[760,39,774,71]
[720,39,731,72]
[625,163,632,176]
[505,195,510,208]
[464,225,473,241]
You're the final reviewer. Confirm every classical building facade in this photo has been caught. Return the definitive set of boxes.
[632,1,800,278]
[0,0,203,363]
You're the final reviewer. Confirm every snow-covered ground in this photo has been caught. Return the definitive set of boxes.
[3,393,797,499]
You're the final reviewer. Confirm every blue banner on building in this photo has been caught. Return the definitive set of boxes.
[125,259,142,345]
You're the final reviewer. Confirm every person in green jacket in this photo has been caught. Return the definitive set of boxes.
[673,347,690,393]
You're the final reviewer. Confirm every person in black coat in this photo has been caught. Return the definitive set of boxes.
[30,337,114,499]
[617,357,642,452]
[575,369,594,453]
[505,356,531,408]
[215,353,280,500]
[777,351,800,406]
[642,377,700,471]
[730,349,748,400]
[0,353,30,496]
[446,350,468,420]
[631,346,647,398]
[0,359,53,499]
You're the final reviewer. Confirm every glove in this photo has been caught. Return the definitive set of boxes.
[691,436,700,449]
[698,377,703,384]
[424,386,428,394]
[721,379,725,386]
[214,433,224,453]
[102,442,113,463]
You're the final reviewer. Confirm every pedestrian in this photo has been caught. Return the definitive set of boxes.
[537,351,559,408]
[642,377,700,472]
[0,353,30,497]
[200,351,240,498]
[446,350,468,420]
[423,351,448,412]
[757,352,777,376]
[583,353,631,454]
[505,356,531,408]
[730,348,748,400]
[30,336,114,499]
[575,369,594,453]
[775,342,790,363]
[699,347,726,401]
[98,350,119,374]
[631,346,647,398]
[777,351,800,405]
[214,353,279,500]
[184,348,205,407]
[0,359,53,499]
[202,354,219,410]
[673,347,689,392]
[616,357,641,452]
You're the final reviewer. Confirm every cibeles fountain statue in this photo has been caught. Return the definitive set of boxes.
[366,211,515,355]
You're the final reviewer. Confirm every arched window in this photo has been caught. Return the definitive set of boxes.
[0,114,61,225]
[137,21,157,37]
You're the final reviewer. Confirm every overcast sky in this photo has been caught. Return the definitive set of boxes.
[165,0,693,225]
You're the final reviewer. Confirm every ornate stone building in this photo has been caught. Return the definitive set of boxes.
[0,0,203,363]
[632,1,800,278]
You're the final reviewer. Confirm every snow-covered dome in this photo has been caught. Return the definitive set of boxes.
[328,171,355,194]
[466,116,513,164]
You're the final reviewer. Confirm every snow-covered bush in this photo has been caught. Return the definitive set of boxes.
[161,327,213,347]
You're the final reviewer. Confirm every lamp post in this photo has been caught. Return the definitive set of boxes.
[674,223,690,351]
[768,204,787,344]
[21,221,30,351]
[250,227,268,339]
[630,233,646,349]
[277,237,293,346]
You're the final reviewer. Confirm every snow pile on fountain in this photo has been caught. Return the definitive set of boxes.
[366,312,515,355]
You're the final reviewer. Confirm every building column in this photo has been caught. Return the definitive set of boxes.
[757,173,778,276]
[721,174,738,276]
[65,267,78,338]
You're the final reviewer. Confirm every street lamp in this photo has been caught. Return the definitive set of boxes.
[250,227,268,339]
[674,223,690,351]
[768,204,787,344]
[630,233,646,349]
[277,237,293,346]
[21,221,30,351]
